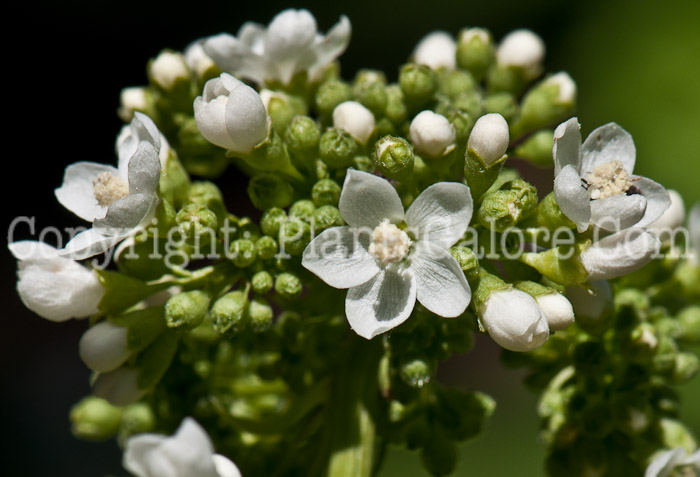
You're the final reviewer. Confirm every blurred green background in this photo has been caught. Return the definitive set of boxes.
[4,0,698,475]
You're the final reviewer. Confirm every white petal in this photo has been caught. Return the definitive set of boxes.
[580,122,636,177]
[468,113,509,165]
[565,280,613,322]
[79,321,130,372]
[238,22,266,51]
[409,110,456,158]
[60,228,125,260]
[413,31,457,70]
[9,240,61,262]
[338,169,404,229]
[580,228,661,280]
[160,418,219,477]
[496,29,545,78]
[117,112,162,173]
[223,78,270,153]
[308,15,352,79]
[644,448,686,477]
[127,141,162,195]
[554,164,591,232]
[333,101,375,145]
[194,95,235,150]
[410,242,471,317]
[345,266,416,339]
[302,226,380,289]
[649,190,685,232]
[93,193,156,235]
[55,162,117,222]
[481,288,549,352]
[123,434,169,477]
[213,454,242,477]
[264,9,318,84]
[203,33,269,84]
[590,194,647,232]
[552,117,582,175]
[633,177,672,228]
[535,293,575,332]
[93,367,146,407]
[405,181,473,248]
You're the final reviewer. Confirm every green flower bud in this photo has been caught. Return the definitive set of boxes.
[374,135,415,180]
[311,178,342,206]
[275,272,303,298]
[512,72,577,136]
[148,50,190,97]
[659,418,698,451]
[484,92,518,122]
[315,79,352,118]
[478,182,536,232]
[118,86,156,122]
[352,154,375,172]
[398,357,434,388]
[279,219,312,256]
[119,402,156,441]
[514,129,554,167]
[210,290,248,334]
[165,290,210,330]
[384,84,408,124]
[399,63,438,107]
[176,204,218,240]
[312,205,345,232]
[519,242,589,286]
[187,181,226,219]
[289,199,316,222]
[450,246,479,274]
[247,173,294,210]
[456,28,495,81]
[319,128,358,168]
[452,90,483,119]
[260,89,307,134]
[352,69,388,115]
[70,396,122,441]
[260,207,288,237]
[251,271,274,294]
[536,192,576,230]
[229,239,257,268]
[444,108,474,143]
[284,115,321,156]
[678,306,700,342]
[437,69,477,99]
[672,352,699,383]
[255,236,278,260]
[486,65,524,95]
[248,297,274,332]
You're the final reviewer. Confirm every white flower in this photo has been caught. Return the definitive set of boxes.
[496,29,545,79]
[480,289,549,352]
[409,110,456,158]
[116,111,171,168]
[543,72,576,104]
[534,292,575,332]
[302,169,473,339]
[333,101,375,145]
[467,113,510,165]
[149,51,189,91]
[123,417,241,477]
[194,73,270,154]
[412,31,456,70]
[56,113,162,260]
[79,321,130,373]
[553,117,671,233]
[203,8,351,85]
[9,241,103,322]
[565,280,613,322]
[579,228,661,280]
[645,448,700,477]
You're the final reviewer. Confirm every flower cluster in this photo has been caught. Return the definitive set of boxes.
[9,7,699,477]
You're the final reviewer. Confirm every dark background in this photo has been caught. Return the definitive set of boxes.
[4,1,699,475]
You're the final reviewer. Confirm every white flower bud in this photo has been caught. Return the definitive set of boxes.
[409,110,456,158]
[580,228,661,280]
[184,41,216,80]
[413,31,457,70]
[118,87,148,122]
[332,100,375,145]
[566,280,613,322]
[79,321,130,373]
[534,292,575,332]
[459,27,490,44]
[497,29,545,78]
[468,113,510,165]
[150,51,189,91]
[93,367,146,407]
[649,189,686,232]
[194,73,270,153]
[545,72,576,104]
[481,289,549,352]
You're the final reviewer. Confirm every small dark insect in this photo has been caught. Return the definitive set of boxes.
[581,178,590,190]
[626,185,641,195]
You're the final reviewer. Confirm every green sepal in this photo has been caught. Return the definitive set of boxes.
[109,306,167,354]
[519,242,589,286]
[96,269,170,315]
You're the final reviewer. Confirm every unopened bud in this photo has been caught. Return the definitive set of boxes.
[467,113,509,166]
[284,115,321,156]
[374,135,415,180]
[456,28,494,81]
[275,272,303,298]
[320,128,359,168]
[289,199,316,222]
[484,92,518,122]
[247,173,294,210]
[251,271,274,294]
[352,70,388,116]
[211,290,248,334]
[260,207,288,237]
[165,290,210,330]
[409,110,456,158]
[399,63,438,107]
[413,31,457,70]
[496,29,545,80]
[70,396,122,441]
[260,89,307,134]
[149,50,189,91]
[279,219,312,256]
[248,297,274,332]
[311,178,342,206]
[229,239,257,268]
[255,236,278,260]
[515,130,555,167]
[315,79,353,118]
[313,205,345,232]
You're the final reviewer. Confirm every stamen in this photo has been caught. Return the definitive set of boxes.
[93,173,129,207]
[369,219,412,264]
[586,160,633,200]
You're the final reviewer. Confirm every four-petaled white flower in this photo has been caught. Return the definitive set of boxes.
[302,169,473,339]
[123,417,242,477]
[56,113,162,260]
[203,9,351,86]
[553,117,670,233]
[9,241,104,321]
[644,447,700,477]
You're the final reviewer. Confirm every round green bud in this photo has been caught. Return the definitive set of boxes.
[384,84,408,124]
[176,204,218,239]
[166,290,210,330]
[672,353,699,384]
[248,297,274,332]
[503,179,538,214]
[456,28,495,81]
[255,235,278,260]
[251,271,274,294]
[229,239,257,268]
[119,402,156,441]
[374,117,396,138]
[352,69,388,115]
[678,306,700,342]
[319,128,358,168]
[484,92,518,122]
[278,219,312,256]
[263,91,306,133]
[289,199,316,222]
[210,290,248,334]
[187,181,226,219]
[437,69,476,99]
[352,154,375,172]
[399,63,437,106]
[247,173,294,210]
[445,108,474,143]
[453,90,483,118]
[311,178,341,206]
[374,135,415,180]
[450,245,479,273]
[514,129,555,167]
[315,79,352,117]
[284,115,321,155]
[312,205,345,232]
[260,207,287,237]
[398,357,434,388]
[477,190,524,232]
[70,396,122,441]
[275,272,303,299]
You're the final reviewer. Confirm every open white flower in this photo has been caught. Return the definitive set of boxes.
[56,113,162,260]
[9,241,103,322]
[412,31,456,70]
[203,8,351,85]
[644,447,700,477]
[123,417,241,477]
[302,169,473,339]
[553,117,670,233]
